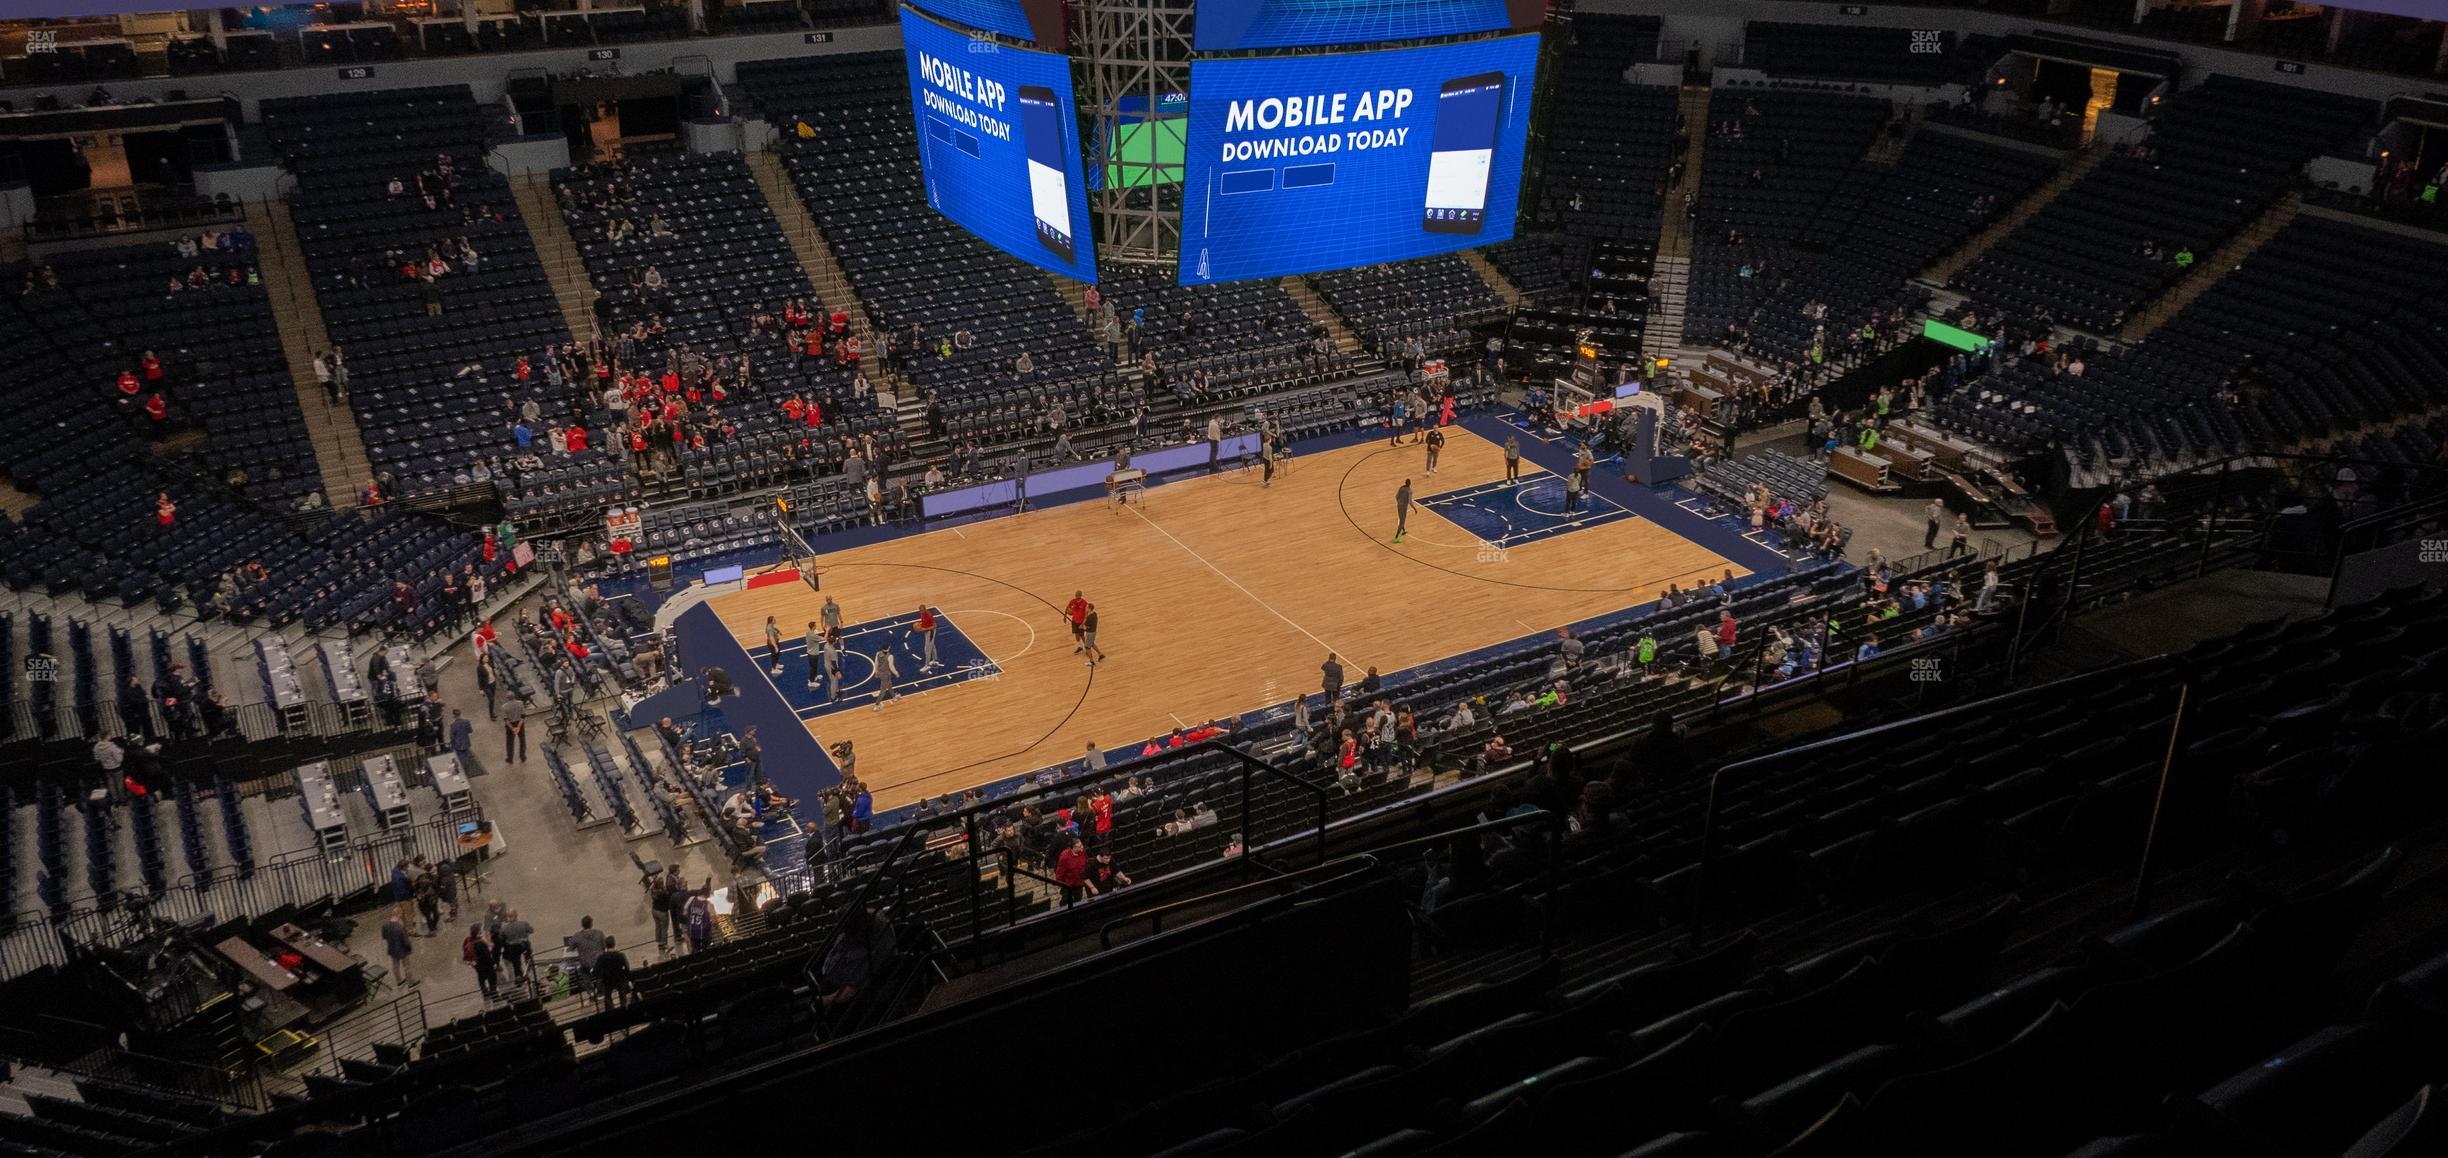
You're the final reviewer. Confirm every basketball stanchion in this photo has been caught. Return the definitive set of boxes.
[774,513,822,594]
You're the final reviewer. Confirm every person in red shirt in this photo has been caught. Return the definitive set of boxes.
[661,369,681,395]
[549,606,574,633]
[514,356,531,383]
[1053,837,1096,905]
[473,620,497,656]
[1066,591,1089,653]
[1715,612,1738,651]
[782,396,805,423]
[141,350,163,382]
[837,335,860,367]
[803,400,822,428]
[155,492,176,527]
[828,309,848,335]
[565,425,588,452]
[915,605,939,671]
[803,330,823,359]
[143,393,168,423]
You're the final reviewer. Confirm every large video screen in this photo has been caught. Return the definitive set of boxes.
[1178,35,1537,286]
[903,0,1069,49]
[1194,0,1545,52]
[1099,92,1187,190]
[901,7,1098,282]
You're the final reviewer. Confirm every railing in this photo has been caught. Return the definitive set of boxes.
[768,739,1339,954]
[0,695,416,748]
[1692,658,2187,940]
[7,807,484,981]
[1097,809,1566,953]
[18,193,245,247]
[0,1027,266,1113]
[288,991,431,1085]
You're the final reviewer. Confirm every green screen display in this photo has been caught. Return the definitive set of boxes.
[1923,318,1992,353]
[1105,118,1185,189]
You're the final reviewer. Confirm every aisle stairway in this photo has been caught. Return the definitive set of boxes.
[507,174,598,343]
[1052,275,1091,322]
[743,150,890,390]
[246,199,372,510]
[1282,276,1368,358]
[1923,141,2106,284]
[1653,84,1711,262]
[2118,191,2302,343]
[1461,249,1526,312]
[1642,254,1690,363]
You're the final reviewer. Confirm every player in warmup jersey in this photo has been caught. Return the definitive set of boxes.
[1068,591,1090,654]
[916,606,939,671]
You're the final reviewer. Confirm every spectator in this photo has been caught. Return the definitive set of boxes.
[383,915,417,986]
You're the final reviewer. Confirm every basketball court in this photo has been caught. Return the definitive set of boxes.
[700,424,1749,811]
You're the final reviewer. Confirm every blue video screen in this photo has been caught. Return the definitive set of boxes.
[1194,0,1543,51]
[907,0,1031,41]
[901,7,1098,282]
[1178,35,1538,286]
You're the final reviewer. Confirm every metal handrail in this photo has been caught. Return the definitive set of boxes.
[799,822,921,993]
[1690,651,2187,940]
[1095,808,1565,953]
[1096,853,1382,951]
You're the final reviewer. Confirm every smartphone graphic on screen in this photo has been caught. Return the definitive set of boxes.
[1423,72,1506,235]
[1017,84,1076,265]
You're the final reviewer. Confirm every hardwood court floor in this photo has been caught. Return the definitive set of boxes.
[708,427,1744,811]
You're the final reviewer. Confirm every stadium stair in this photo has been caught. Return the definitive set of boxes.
[1050,273,1091,322]
[508,172,601,343]
[1654,84,1712,263]
[1460,249,1527,312]
[1279,275,1373,363]
[742,150,892,388]
[1860,101,1922,168]
[247,200,375,510]
[1641,254,1691,364]
[1923,139,2104,285]
[2118,190,2302,344]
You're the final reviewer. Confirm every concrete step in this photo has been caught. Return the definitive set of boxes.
[247,199,374,509]
[509,174,599,344]
[1923,142,2107,284]
[2117,191,2301,344]
[744,149,897,394]
[1655,84,1713,261]
[1280,276,1367,356]
[1460,248,1526,311]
